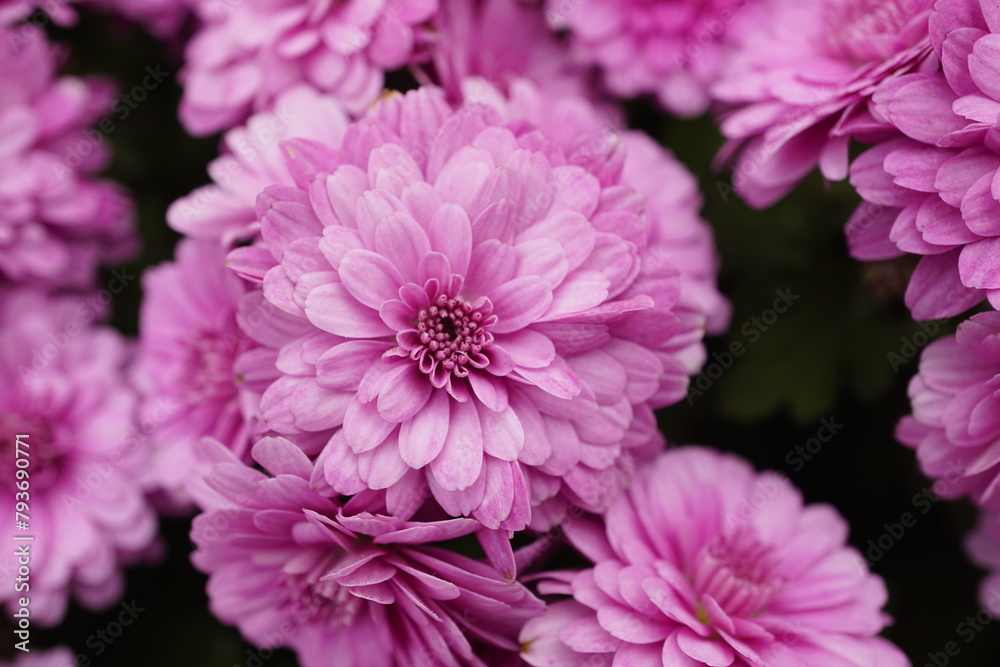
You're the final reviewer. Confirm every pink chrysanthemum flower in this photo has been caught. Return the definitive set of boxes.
[226,84,718,530]
[178,0,439,135]
[426,0,593,105]
[966,509,1000,614]
[544,0,747,116]
[0,0,77,25]
[520,447,907,667]
[135,239,280,504]
[0,287,157,625]
[0,24,135,288]
[168,86,350,245]
[190,436,543,667]
[714,0,937,208]
[0,647,76,667]
[897,312,1000,507]
[846,0,1000,318]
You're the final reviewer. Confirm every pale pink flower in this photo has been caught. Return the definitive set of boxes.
[546,0,752,117]
[179,0,439,135]
[897,312,1000,507]
[168,86,350,245]
[225,85,719,531]
[0,287,157,625]
[134,239,278,505]
[846,0,1000,318]
[191,436,543,667]
[521,447,908,667]
[0,24,135,288]
[714,0,937,208]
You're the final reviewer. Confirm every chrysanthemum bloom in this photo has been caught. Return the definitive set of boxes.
[0,24,135,288]
[0,647,77,667]
[227,84,720,530]
[846,0,1000,319]
[713,0,937,208]
[897,312,1000,507]
[89,0,194,37]
[135,239,283,504]
[169,86,350,245]
[178,0,439,135]
[425,0,593,106]
[544,0,749,117]
[0,0,77,26]
[190,436,543,667]
[965,509,1000,614]
[0,287,157,625]
[520,447,908,667]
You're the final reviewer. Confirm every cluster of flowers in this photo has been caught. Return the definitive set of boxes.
[13,0,998,663]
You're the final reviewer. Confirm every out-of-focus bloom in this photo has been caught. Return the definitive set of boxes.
[0,0,192,36]
[898,312,1000,507]
[191,436,543,667]
[847,0,1000,319]
[0,647,77,667]
[0,287,157,625]
[0,0,77,25]
[168,86,350,245]
[714,0,936,208]
[520,447,908,667]
[966,509,1000,615]
[427,0,593,105]
[179,0,439,135]
[545,0,749,117]
[0,24,135,288]
[135,239,279,504]
[226,84,721,530]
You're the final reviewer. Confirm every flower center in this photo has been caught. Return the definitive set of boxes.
[0,413,65,493]
[690,529,783,619]
[823,0,932,63]
[397,283,497,389]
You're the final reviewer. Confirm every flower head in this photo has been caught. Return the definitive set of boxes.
[179,0,439,135]
[846,0,1000,318]
[0,647,77,667]
[225,84,720,530]
[0,287,156,625]
[521,447,907,666]
[898,311,1000,506]
[714,0,935,207]
[135,239,278,505]
[0,24,135,288]
[190,436,543,667]
[168,86,350,245]
[544,0,747,116]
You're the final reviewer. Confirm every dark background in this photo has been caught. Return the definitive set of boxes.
[8,10,998,666]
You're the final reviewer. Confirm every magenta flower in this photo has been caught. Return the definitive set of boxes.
[227,85,719,530]
[897,312,1000,507]
[168,86,350,245]
[0,24,135,288]
[544,0,747,117]
[179,0,439,135]
[846,0,1000,318]
[520,447,907,667]
[190,436,543,667]
[0,287,157,625]
[426,0,592,105]
[135,239,280,505]
[0,647,76,667]
[713,0,936,208]
[966,509,1000,613]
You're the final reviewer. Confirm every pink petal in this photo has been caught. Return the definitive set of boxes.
[305,282,392,337]
[490,276,553,334]
[338,249,405,309]
[377,363,433,422]
[398,390,450,468]
[429,399,484,490]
